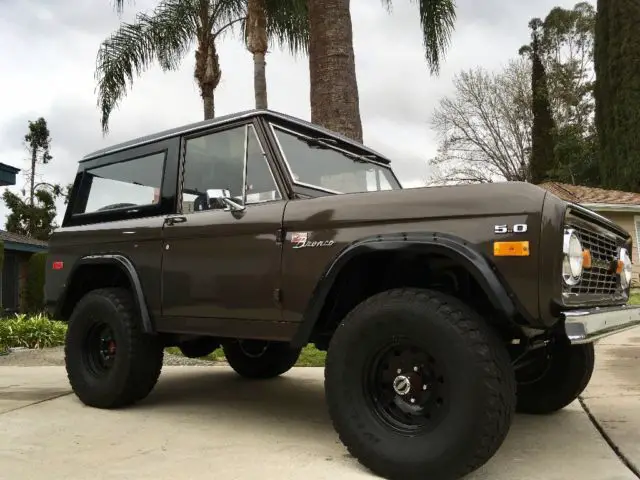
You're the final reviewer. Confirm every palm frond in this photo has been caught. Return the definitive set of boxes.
[209,0,247,39]
[264,0,309,56]
[95,0,199,133]
[381,0,456,75]
[111,0,133,15]
[415,0,456,74]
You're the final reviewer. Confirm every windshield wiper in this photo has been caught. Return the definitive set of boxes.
[305,137,371,163]
[305,137,339,149]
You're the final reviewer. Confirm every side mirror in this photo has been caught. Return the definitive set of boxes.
[206,188,245,213]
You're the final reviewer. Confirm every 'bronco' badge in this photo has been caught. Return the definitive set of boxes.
[291,232,335,249]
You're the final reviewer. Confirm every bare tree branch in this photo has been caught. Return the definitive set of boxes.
[428,58,533,184]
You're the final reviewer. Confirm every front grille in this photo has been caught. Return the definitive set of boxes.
[565,217,621,296]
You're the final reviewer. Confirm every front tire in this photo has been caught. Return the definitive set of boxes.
[64,288,164,409]
[222,339,300,379]
[325,288,516,480]
[515,339,594,414]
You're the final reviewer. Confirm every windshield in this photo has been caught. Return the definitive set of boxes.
[271,125,402,194]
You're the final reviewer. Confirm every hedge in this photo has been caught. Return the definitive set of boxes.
[25,252,47,313]
[0,313,67,350]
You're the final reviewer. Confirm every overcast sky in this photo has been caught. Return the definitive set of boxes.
[0,0,592,228]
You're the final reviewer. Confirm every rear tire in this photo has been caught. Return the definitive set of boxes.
[64,288,164,409]
[324,288,516,480]
[222,339,300,379]
[515,339,594,414]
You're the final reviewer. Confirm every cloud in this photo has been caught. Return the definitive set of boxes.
[0,0,594,227]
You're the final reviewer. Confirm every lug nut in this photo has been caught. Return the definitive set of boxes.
[410,398,415,403]
[413,366,418,372]
[397,369,402,374]
[423,385,427,390]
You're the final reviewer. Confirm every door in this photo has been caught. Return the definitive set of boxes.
[161,122,287,322]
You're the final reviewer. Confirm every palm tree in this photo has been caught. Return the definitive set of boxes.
[306,0,457,143]
[245,0,309,109]
[98,0,308,133]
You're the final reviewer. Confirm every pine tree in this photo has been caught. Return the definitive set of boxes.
[594,0,640,191]
[529,19,557,184]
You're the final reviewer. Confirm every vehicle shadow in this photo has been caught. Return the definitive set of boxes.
[77,367,623,479]
[131,366,340,439]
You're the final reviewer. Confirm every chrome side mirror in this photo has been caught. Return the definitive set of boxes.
[206,188,245,213]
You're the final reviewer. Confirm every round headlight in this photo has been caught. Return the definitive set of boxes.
[563,230,583,285]
[619,248,633,289]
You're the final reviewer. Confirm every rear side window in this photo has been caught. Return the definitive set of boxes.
[73,151,166,214]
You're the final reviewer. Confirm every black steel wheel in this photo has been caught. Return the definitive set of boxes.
[365,340,449,435]
[324,288,516,480]
[83,322,118,377]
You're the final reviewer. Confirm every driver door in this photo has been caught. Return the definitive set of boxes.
[160,122,286,324]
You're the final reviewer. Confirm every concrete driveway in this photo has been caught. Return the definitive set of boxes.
[1,331,638,480]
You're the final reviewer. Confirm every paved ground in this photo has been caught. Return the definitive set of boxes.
[0,331,638,480]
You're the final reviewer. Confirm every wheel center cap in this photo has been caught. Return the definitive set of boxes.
[393,375,411,395]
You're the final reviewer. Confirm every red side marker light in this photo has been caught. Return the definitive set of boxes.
[52,261,64,270]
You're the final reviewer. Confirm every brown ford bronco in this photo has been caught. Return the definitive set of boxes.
[45,109,640,479]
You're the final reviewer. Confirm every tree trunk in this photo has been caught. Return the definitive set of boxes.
[203,94,215,119]
[29,149,36,207]
[194,37,221,120]
[307,0,363,142]
[247,0,269,109]
[253,52,268,109]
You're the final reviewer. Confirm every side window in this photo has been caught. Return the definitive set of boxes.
[181,126,245,213]
[181,124,281,213]
[246,125,282,204]
[75,151,165,214]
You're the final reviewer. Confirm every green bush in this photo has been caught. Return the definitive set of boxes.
[25,252,47,313]
[0,313,67,349]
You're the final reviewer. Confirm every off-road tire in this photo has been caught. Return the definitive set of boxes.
[64,287,164,409]
[179,337,220,359]
[222,339,301,379]
[515,340,594,415]
[325,288,516,480]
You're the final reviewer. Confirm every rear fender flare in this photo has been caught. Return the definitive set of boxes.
[61,254,155,334]
[290,232,524,348]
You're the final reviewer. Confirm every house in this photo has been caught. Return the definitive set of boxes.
[0,161,49,313]
[0,230,48,313]
[539,182,640,285]
[0,163,20,187]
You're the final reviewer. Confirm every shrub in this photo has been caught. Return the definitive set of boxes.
[0,313,67,349]
[25,252,47,313]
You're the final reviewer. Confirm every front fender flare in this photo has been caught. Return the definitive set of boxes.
[290,232,525,348]
[60,254,155,334]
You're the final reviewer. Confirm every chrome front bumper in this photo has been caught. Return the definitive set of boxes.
[563,305,640,344]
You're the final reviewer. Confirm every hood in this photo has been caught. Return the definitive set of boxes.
[294,181,552,225]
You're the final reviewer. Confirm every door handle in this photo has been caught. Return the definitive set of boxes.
[165,216,187,226]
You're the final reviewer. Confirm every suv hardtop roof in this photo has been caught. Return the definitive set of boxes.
[83,109,392,165]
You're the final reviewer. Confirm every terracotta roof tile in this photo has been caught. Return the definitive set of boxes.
[538,182,640,206]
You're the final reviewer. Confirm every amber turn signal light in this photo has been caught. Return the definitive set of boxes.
[582,249,592,269]
[493,241,530,257]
